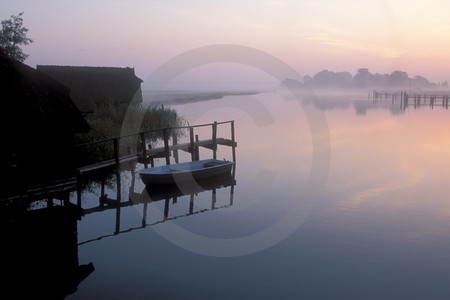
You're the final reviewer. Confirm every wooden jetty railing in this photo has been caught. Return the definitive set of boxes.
[76,120,237,173]
[370,90,450,109]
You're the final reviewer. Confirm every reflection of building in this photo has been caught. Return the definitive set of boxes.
[36,65,143,114]
[1,190,94,299]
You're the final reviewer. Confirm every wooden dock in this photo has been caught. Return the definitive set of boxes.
[370,90,450,109]
[76,120,237,173]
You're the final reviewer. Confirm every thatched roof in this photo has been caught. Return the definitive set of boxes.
[36,65,143,113]
[0,50,89,134]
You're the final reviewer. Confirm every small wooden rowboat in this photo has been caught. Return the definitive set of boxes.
[137,159,234,185]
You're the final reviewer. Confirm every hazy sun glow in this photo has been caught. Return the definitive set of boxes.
[2,0,450,82]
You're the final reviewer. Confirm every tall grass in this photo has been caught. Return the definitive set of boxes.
[74,103,184,166]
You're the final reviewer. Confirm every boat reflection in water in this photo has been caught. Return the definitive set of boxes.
[1,187,95,299]
[79,167,236,243]
[138,173,236,220]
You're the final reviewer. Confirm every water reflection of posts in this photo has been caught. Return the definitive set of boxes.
[78,172,236,245]
[211,189,217,210]
[164,198,170,221]
[135,172,236,226]
[115,167,121,234]
[189,194,195,214]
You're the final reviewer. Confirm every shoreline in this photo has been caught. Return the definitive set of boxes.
[143,90,266,105]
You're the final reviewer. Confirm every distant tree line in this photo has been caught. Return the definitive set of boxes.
[303,68,448,89]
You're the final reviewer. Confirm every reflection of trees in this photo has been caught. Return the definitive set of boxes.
[300,93,405,116]
[353,101,404,115]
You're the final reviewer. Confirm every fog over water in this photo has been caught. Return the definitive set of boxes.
[62,87,450,299]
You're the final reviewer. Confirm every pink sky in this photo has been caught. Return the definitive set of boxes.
[2,0,450,85]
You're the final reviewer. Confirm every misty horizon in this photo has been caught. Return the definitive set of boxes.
[3,1,450,84]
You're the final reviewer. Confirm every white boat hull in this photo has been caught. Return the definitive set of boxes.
[138,159,234,185]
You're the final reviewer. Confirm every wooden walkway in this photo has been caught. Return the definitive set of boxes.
[76,120,236,173]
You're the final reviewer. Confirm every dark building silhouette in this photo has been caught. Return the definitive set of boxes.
[0,50,89,191]
[36,65,143,114]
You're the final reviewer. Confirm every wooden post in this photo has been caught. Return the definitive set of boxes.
[172,130,179,163]
[189,194,194,215]
[140,132,148,168]
[76,172,82,209]
[164,198,170,221]
[129,164,136,195]
[142,202,148,227]
[230,184,235,206]
[231,121,236,163]
[211,189,217,210]
[163,128,170,165]
[403,92,408,109]
[113,138,120,167]
[62,194,70,207]
[195,134,200,161]
[99,177,106,205]
[148,144,154,167]
[189,127,195,161]
[212,121,217,159]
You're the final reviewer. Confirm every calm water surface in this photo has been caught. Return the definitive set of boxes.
[68,89,450,299]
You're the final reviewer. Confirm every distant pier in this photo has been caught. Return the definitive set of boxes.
[370,90,450,109]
